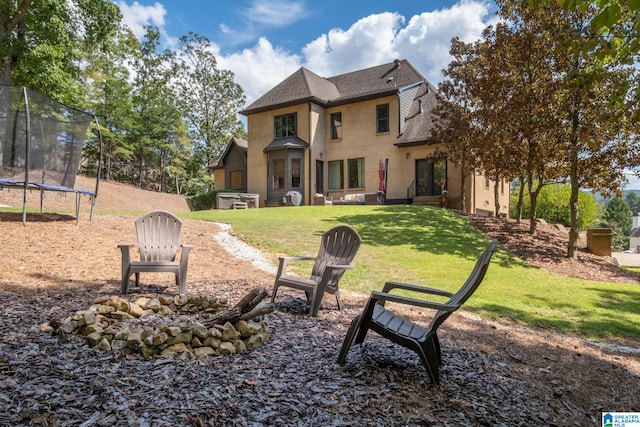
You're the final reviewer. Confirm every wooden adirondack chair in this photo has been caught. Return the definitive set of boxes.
[271,225,362,317]
[118,211,193,295]
[337,240,497,385]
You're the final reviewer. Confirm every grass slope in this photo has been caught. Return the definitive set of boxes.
[184,205,640,343]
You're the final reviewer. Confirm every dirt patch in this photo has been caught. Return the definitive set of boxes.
[0,183,639,425]
[469,214,640,284]
[0,175,190,213]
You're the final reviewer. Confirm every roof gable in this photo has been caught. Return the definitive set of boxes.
[241,68,339,114]
[327,59,425,102]
[211,137,247,169]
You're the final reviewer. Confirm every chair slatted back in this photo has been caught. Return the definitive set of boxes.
[310,225,362,291]
[135,211,183,262]
[429,240,497,330]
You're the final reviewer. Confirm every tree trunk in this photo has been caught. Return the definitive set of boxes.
[494,179,501,217]
[515,177,525,223]
[527,180,541,235]
[0,64,10,85]
[459,157,467,213]
[0,0,34,85]
[137,147,144,188]
[567,153,580,259]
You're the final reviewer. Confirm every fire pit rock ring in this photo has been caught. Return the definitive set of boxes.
[52,288,273,359]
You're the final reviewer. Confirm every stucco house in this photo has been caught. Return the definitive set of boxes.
[226,59,508,214]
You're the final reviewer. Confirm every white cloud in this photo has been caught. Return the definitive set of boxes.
[394,1,498,84]
[217,38,302,106]
[302,12,404,77]
[245,0,308,27]
[117,1,167,39]
[220,0,310,46]
[301,1,497,84]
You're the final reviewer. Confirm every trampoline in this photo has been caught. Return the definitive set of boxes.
[0,84,102,225]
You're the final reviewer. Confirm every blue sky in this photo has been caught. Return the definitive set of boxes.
[115,0,640,190]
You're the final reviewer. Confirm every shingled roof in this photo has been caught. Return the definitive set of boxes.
[210,137,247,170]
[240,59,428,115]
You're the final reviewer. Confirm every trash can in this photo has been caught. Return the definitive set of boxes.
[586,228,613,257]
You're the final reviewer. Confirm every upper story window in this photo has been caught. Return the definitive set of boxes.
[330,112,342,139]
[274,113,297,138]
[376,103,389,133]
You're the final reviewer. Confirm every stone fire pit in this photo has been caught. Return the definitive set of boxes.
[54,288,272,359]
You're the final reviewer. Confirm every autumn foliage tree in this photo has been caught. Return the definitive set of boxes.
[428,39,483,214]
[433,0,640,258]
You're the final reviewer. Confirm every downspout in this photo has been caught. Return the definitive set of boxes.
[308,101,312,205]
[397,91,401,135]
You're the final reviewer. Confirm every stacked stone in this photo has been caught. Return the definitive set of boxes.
[55,294,270,359]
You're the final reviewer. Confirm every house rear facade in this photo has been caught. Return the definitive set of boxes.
[235,59,508,215]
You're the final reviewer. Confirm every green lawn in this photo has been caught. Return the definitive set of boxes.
[183,205,640,343]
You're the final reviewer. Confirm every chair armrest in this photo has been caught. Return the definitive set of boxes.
[316,263,355,288]
[179,244,194,261]
[371,291,459,312]
[117,244,135,261]
[324,263,355,271]
[382,281,454,298]
[275,256,317,279]
[278,255,316,263]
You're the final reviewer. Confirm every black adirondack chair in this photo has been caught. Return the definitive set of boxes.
[337,240,497,384]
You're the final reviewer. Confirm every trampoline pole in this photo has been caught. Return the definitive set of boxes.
[22,86,30,227]
[91,114,103,222]
[75,192,80,226]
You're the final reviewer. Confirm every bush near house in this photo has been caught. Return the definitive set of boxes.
[187,189,236,211]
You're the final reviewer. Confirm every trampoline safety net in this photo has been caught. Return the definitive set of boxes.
[0,84,100,224]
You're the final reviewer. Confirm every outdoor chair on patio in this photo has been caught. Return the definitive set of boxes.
[337,240,497,385]
[271,225,362,317]
[118,210,193,295]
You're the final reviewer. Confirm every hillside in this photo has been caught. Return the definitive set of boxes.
[0,175,190,213]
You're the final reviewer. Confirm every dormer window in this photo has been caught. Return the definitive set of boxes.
[274,113,297,138]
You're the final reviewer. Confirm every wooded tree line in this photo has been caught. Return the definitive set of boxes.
[1,0,245,196]
[430,0,640,258]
